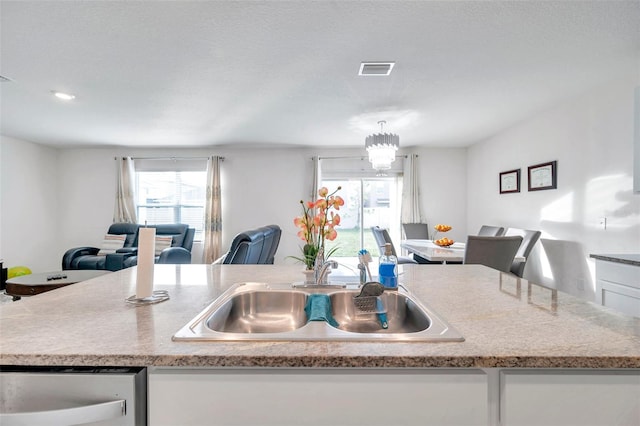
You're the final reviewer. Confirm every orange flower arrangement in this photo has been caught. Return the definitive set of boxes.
[292,186,344,270]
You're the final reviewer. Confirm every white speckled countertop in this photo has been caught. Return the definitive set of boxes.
[1,264,638,369]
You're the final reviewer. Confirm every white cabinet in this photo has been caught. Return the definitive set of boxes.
[149,367,640,426]
[595,260,640,317]
[148,368,488,426]
[500,370,640,426]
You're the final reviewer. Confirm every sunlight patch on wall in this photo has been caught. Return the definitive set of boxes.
[541,192,574,223]
[585,174,635,227]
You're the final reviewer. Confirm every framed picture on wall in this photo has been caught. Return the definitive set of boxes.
[499,169,520,194]
[528,161,557,191]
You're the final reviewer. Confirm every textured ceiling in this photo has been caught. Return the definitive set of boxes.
[1,1,638,149]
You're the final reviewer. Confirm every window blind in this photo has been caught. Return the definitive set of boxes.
[320,156,404,179]
[133,158,208,172]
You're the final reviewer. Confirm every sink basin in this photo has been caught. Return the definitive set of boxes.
[173,282,464,342]
[330,291,430,334]
[206,290,308,333]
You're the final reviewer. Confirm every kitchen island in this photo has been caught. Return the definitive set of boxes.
[1,264,639,425]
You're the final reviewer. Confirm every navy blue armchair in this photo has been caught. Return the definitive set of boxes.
[218,225,282,264]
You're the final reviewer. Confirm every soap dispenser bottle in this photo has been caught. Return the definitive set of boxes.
[378,243,398,289]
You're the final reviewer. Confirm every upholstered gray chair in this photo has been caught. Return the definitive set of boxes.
[463,235,523,273]
[402,223,430,239]
[371,226,417,264]
[478,225,505,236]
[503,228,542,277]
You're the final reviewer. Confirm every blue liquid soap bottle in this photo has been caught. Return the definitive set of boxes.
[378,243,398,289]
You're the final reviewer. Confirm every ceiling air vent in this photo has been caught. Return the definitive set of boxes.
[359,62,395,76]
[0,75,12,83]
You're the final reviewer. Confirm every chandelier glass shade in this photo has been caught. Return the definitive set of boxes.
[365,121,399,171]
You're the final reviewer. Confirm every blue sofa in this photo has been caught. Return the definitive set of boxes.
[62,223,195,271]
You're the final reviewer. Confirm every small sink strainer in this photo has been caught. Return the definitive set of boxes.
[353,282,385,313]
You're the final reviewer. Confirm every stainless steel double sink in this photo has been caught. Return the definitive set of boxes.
[173,282,464,342]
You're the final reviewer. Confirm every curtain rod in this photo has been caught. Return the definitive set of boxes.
[317,155,409,160]
[114,156,225,161]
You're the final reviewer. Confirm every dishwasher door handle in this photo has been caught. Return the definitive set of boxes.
[0,399,126,425]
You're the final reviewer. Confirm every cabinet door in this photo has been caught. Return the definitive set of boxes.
[149,368,488,426]
[501,370,640,426]
[595,260,640,317]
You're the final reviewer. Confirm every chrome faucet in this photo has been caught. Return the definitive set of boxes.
[313,247,338,285]
[315,259,338,285]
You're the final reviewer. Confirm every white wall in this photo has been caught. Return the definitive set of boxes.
[57,148,118,252]
[467,76,640,301]
[218,147,313,264]
[0,136,60,272]
[414,147,468,243]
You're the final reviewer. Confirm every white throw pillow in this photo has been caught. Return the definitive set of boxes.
[97,234,127,255]
[155,236,173,256]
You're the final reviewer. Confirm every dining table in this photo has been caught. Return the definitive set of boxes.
[401,239,466,264]
[401,239,527,265]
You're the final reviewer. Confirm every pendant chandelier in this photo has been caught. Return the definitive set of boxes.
[365,120,399,171]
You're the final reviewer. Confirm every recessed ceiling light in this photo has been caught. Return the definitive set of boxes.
[359,62,395,76]
[51,91,76,101]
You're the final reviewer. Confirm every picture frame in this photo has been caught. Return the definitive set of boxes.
[528,161,557,191]
[499,169,520,194]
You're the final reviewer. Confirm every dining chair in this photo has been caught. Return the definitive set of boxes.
[463,235,523,273]
[402,222,457,264]
[477,225,505,236]
[371,226,417,264]
[503,228,542,277]
[402,223,430,239]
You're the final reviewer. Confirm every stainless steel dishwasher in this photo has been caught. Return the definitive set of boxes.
[0,366,146,426]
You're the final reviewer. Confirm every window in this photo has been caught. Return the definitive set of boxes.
[136,170,206,240]
[322,177,402,257]
[317,156,404,258]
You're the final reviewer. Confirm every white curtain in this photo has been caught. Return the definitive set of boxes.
[311,156,321,199]
[203,156,223,263]
[113,157,137,223]
[401,153,423,224]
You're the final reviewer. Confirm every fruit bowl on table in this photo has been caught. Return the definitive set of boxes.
[434,238,455,247]
[433,224,452,233]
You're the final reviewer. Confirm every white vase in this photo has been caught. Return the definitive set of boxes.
[302,269,315,284]
[302,268,331,284]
